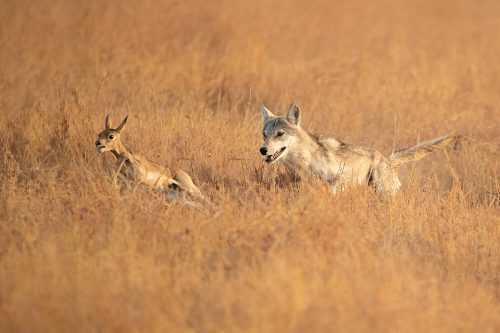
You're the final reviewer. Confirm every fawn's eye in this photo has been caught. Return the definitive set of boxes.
[276,131,284,137]
[108,134,114,140]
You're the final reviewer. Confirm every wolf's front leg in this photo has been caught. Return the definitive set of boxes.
[329,179,345,195]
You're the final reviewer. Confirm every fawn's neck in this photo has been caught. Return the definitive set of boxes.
[110,141,133,160]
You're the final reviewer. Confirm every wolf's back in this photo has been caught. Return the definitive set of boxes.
[387,135,461,167]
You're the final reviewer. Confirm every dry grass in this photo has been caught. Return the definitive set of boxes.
[1,0,499,332]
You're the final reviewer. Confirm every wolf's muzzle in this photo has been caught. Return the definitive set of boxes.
[260,147,268,155]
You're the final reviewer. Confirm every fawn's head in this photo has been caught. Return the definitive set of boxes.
[95,114,128,153]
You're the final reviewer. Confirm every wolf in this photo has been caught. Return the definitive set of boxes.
[95,114,204,206]
[259,104,461,195]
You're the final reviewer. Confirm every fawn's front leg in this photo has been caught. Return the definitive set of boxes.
[113,158,126,189]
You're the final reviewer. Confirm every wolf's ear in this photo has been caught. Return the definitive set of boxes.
[116,115,128,133]
[105,114,111,129]
[286,104,301,126]
[260,104,275,123]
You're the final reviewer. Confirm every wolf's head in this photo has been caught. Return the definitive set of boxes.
[259,104,302,164]
[95,114,128,153]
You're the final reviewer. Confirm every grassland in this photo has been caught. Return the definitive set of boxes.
[0,0,499,332]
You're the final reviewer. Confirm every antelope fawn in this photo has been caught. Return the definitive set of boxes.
[95,115,204,207]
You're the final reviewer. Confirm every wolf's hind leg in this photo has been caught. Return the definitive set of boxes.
[375,174,401,196]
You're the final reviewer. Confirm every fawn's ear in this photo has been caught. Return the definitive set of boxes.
[260,104,275,124]
[286,104,301,126]
[116,115,128,133]
[105,114,111,129]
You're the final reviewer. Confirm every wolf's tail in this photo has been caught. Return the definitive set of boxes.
[387,135,461,167]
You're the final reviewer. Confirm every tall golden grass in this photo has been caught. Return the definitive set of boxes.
[1,0,499,332]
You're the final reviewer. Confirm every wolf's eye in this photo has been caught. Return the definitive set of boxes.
[108,134,114,140]
[262,132,267,139]
[276,131,284,137]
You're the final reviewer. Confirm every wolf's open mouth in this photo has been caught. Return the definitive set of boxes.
[265,147,286,163]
